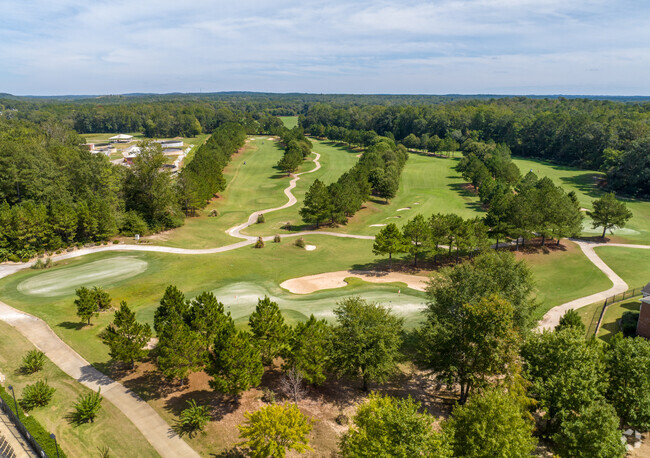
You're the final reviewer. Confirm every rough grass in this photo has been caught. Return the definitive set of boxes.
[512,157,650,244]
[0,321,158,458]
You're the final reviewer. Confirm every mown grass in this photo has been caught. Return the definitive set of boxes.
[594,246,650,289]
[0,321,159,458]
[512,157,650,244]
[279,116,299,129]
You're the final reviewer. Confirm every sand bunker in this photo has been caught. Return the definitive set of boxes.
[370,224,387,227]
[280,270,430,295]
[305,245,317,251]
[414,202,420,205]
[397,207,411,211]
[17,256,149,297]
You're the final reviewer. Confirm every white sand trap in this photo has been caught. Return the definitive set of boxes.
[305,245,317,251]
[414,202,420,205]
[17,256,149,297]
[355,153,362,157]
[397,207,411,211]
[370,224,387,227]
[280,270,431,295]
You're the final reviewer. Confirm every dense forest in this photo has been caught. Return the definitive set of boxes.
[0,117,245,261]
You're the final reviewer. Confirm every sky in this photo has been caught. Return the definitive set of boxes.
[1,0,649,96]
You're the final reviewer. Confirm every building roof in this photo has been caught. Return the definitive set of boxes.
[109,134,134,140]
[643,283,650,296]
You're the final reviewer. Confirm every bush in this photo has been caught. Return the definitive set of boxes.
[44,257,52,268]
[0,385,67,457]
[70,389,103,425]
[31,258,45,269]
[21,380,55,411]
[208,209,219,217]
[257,213,265,224]
[282,222,292,230]
[261,387,276,404]
[177,399,211,437]
[8,254,20,262]
[113,239,120,244]
[335,413,348,425]
[254,237,265,248]
[273,234,281,243]
[294,237,305,248]
[120,211,148,237]
[21,350,45,374]
[621,311,639,337]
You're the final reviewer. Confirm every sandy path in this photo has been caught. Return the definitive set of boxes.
[537,240,650,330]
[280,270,430,294]
[0,300,198,458]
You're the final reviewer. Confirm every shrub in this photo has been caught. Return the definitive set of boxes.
[254,237,265,248]
[20,350,45,374]
[44,257,53,268]
[21,380,55,411]
[120,211,148,237]
[113,239,120,244]
[335,413,348,425]
[621,311,639,337]
[70,389,103,425]
[208,209,219,217]
[8,254,20,262]
[0,385,67,457]
[281,222,292,230]
[273,234,281,243]
[177,399,211,437]
[261,387,276,404]
[257,213,265,224]
[31,259,45,269]
[294,237,305,248]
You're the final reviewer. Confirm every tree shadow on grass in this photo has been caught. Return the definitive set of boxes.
[57,321,86,331]
[559,172,605,199]
[119,369,179,401]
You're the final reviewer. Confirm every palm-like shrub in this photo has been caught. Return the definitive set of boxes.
[70,389,103,424]
[177,400,211,437]
[294,237,305,248]
[21,380,55,411]
[20,350,45,374]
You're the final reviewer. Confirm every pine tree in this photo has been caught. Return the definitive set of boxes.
[186,291,232,353]
[157,314,203,385]
[75,286,98,325]
[284,315,330,385]
[587,192,633,238]
[102,301,152,369]
[372,223,409,271]
[403,214,430,267]
[299,179,332,228]
[153,285,188,334]
[249,296,289,365]
[209,330,263,398]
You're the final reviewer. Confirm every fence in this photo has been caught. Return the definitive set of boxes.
[0,394,50,457]
[589,287,644,336]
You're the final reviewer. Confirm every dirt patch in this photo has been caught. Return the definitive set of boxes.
[279,270,430,294]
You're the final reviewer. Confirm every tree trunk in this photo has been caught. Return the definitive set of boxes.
[495,238,499,250]
[515,237,519,251]
[541,235,545,246]
[456,247,460,264]
[388,253,392,271]
[602,226,607,238]
[413,251,418,267]
[557,238,561,246]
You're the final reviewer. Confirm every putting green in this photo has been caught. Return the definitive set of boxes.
[17,256,149,297]
[210,281,427,328]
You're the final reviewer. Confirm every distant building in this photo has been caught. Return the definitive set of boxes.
[636,283,650,339]
[109,134,134,143]
[83,143,94,151]
[155,139,184,148]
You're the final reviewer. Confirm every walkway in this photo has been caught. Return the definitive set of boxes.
[0,301,198,458]
[538,240,650,330]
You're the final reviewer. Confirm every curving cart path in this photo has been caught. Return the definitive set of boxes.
[1,144,650,456]
[537,240,650,330]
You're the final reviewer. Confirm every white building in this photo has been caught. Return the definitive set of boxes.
[109,134,134,143]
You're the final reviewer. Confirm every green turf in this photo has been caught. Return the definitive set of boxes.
[594,246,650,289]
[246,148,483,238]
[578,297,641,342]
[512,157,650,244]
[279,116,299,129]
[0,235,430,367]
[519,242,613,321]
[0,321,159,458]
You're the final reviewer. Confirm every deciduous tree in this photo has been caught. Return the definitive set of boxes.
[587,192,633,238]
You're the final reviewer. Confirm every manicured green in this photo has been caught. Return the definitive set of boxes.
[512,157,650,244]
[0,321,158,458]
[278,116,299,129]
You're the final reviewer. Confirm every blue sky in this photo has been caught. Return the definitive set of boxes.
[1,0,649,95]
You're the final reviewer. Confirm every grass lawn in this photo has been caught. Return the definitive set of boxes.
[0,321,158,458]
[594,246,650,289]
[512,157,650,244]
[278,116,298,129]
[0,235,429,367]
[513,241,613,321]
[578,298,641,342]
